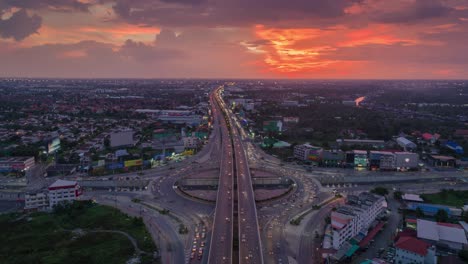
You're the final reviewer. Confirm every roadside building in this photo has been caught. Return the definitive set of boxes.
[183,136,200,149]
[397,137,417,151]
[110,129,134,148]
[293,144,322,162]
[395,152,419,171]
[331,192,385,250]
[395,236,437,264]
[320,150,345,167]
[417,219,468,251]
[402,194,424,203]
[428,155,457,167]
[0,156,35,172]
[346,150,368,168]
[369,151,394,170]
[48,179,82,209]
[24,192,48,211]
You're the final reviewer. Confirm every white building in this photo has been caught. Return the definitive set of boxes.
[397,137,417,150]
[24,192,48,211]
[417,219,468,251]
[0,156,35,172]
[110,130,134,148]
[48,179,82,209]
[331,192,385,249]
[395,236,437,264]
[293,144,322,161]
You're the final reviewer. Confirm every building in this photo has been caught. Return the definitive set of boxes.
[445,141,464,155]
[183,136,200,149]
[428,155,457,167]
[395,236,437,264]
[331,192,385,249]
[293,144,322,161]
[48,179,82,209]
[135,109,202,125]
[395,152,419,170]
[345,150,368,168]
[397,137,417,150]
[321,150,345,166]
[336,139,385,148]
[417,219,468,251]
[110,130,134,148]
[369,151,394,170]
[45,137,61,154]
[24,192,48,211]
[0,156,35,172]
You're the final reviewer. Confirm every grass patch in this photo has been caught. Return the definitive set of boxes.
[421,189,468,207]
[0,201,158,264]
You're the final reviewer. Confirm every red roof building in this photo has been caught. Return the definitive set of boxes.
[395,236,431,256]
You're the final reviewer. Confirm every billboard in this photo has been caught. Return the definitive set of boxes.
[106,162,124,170]
[124,159,143,167]
[47,138,61,154]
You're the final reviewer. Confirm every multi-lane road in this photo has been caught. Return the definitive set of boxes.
[208,86,263,263]
[208,87,235,263]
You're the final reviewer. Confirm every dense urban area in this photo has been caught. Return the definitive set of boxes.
[1,78,468,264]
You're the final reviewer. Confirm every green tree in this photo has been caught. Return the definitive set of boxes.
[394,191,403,200]
[435,209,449,222]
[371,186,389,196]
[459,249,468,262]
[415,207,424,218]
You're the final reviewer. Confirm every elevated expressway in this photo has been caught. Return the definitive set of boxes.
[208,87,263,264]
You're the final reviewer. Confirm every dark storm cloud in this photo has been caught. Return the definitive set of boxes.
[111,0,358,27]
[371,0,453,24]
[2,0,92,12]
[0,9,42,41]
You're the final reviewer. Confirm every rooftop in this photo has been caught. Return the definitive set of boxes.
[49,179,77,189]
[417,219,468,245]
[395,236,431,256]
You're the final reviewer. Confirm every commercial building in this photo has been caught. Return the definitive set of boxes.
[331,192,385,249]
[345,150,368,168]
[293,144,322,161]
[48,179,82,209]
[417,219,468,251]
[395,236,437,264]
[428,155,457,167]
[183,136,201,149]
[369,151,394,170]
[135,109,202,125]
[397,137,417,150]
[0,156,35,172]
[321,150,345,166]
[395,152,419,170]
[110,130,134,148]
[24,192,48,211]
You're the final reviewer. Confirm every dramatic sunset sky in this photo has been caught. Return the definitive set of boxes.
[1,0,468,78]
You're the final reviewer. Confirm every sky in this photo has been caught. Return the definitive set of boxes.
[1,0,468,79]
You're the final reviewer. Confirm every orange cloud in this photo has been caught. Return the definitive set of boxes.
[251,24,421,76]
[59,50,88,58]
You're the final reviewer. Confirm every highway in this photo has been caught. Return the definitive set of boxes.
[208,86,264,263]
[208,87,234,264]
[231,115,264,263]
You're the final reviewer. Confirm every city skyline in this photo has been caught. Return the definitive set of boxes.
[1,0,468,79]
